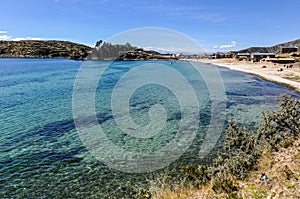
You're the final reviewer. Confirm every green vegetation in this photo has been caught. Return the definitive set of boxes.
[258,94,300,150]
[211,178,238,194]
[180,165,210,187]
[213,122,260,179]
[146,94,300,199]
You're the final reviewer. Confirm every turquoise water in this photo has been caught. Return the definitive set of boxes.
[0,58,299,198]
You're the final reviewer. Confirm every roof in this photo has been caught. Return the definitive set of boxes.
[282,46,298,48]
[266,58,295,61]
[252,52,275,55]
[236,52,250,56]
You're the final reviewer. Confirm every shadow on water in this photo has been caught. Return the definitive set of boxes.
[2,111,118,149]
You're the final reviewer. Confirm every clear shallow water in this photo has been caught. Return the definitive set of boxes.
[0,59,299,198]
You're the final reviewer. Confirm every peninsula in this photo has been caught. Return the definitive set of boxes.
[0,40,92,60]
[0,40,177,61]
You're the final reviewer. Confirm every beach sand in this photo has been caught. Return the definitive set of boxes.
[191,58,300,93]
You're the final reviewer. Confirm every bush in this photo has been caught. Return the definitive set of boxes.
[213,122,260,179]
[214,95,300,179]
[212,177,238,194]
[180,165,210,186]
[226,192,243,199]
[258,94,300,150]
[283,165,297,180]
[146,95,300,198]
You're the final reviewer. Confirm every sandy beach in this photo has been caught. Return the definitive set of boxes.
[194,58,300,93]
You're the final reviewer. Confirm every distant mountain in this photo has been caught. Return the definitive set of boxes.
[239,39,300,53]
[0,40,92,60]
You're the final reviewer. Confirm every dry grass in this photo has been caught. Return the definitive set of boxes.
[246,140,300,198]
[149,182,215,199]
[148,140,300,199]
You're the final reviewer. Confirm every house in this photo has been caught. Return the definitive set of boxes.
[265,57,296,63]
[251,52,276,62]
[225,51,237,58]
[281,46,298,53]
[210,52,225,59]
[234,52,251,61]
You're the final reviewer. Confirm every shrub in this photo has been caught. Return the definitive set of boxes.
[180,165,210,186]
[212,177,238,194]
[226,192,243,199]
[213,122,260,179]
[258,94,300,150]
[146,95,300,198]
[214,95,300,179]
[283,165,297,180]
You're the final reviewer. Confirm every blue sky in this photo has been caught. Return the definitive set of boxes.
[0,0,299,52]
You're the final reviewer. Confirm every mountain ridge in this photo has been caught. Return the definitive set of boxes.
[239,38,300,53]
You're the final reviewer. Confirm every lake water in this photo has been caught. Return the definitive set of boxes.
[0,58,299,198]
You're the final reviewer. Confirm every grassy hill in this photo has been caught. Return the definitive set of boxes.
[0,40,92,60]
[239,39,300,53]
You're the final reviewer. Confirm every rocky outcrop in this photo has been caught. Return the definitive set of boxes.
[0,40,92,60]
[87,42,177,61]
[116,49,177,60]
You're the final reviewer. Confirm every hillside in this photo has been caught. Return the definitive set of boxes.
[87,42,177,60]
[239,38,300,53]
[0,40,92,60]
[0,40,175,61]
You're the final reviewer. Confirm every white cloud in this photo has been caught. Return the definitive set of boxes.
[0,30,43,41]
[219,41,236,49]
[0,35,12,40]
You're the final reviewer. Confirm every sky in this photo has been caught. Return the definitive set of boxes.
[0,0,299,52]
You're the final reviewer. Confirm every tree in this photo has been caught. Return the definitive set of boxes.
[95,40,103,47]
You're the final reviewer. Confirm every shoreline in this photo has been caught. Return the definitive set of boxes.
[188,58,300,94]
[2,57,300,93]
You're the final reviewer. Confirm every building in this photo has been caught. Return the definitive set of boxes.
[281,46,298,53]
[251,52,276,62]
[265,57,296,63]
[210,52,225,59]
[225,51,237,58]
[234,52,250,61]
